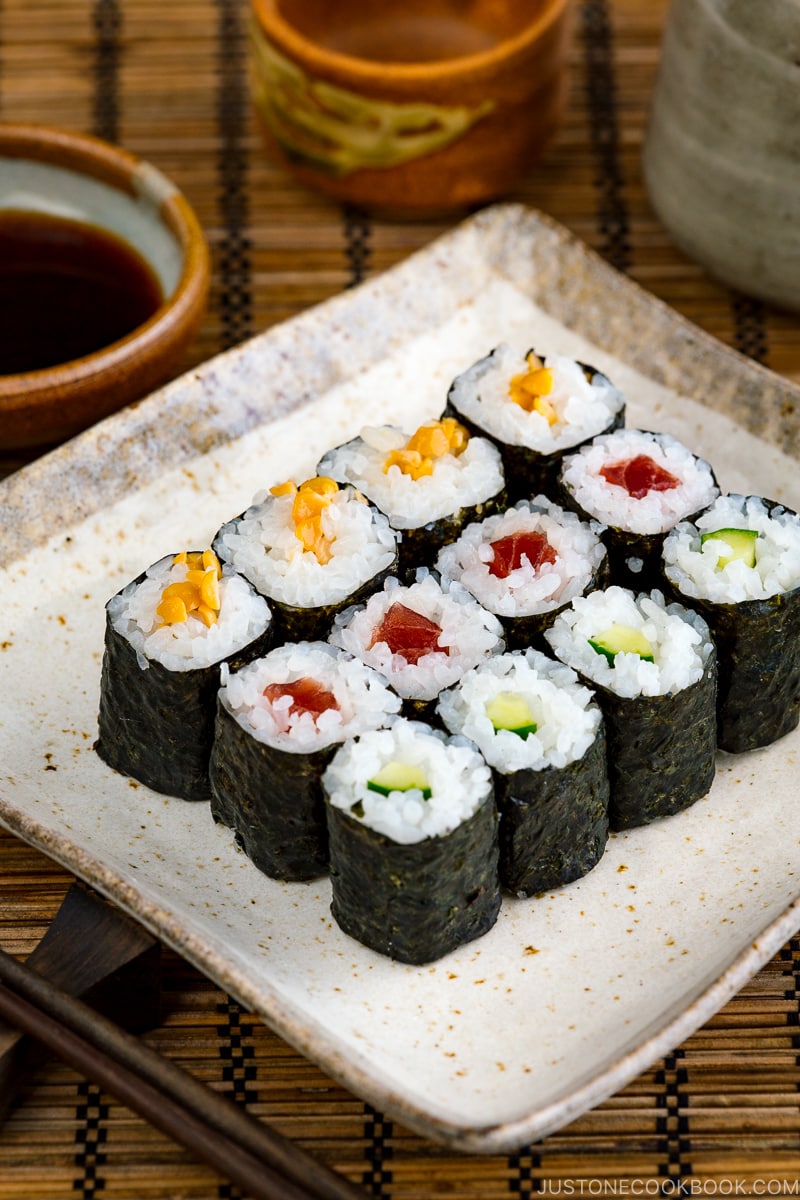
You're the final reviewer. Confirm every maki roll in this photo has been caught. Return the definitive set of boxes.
[445,346,624,500]
[558,429,719,587]
[322,719,500,963]
[317,418,505,578]
[209,643,401,880]
[545,587,717,830]
[329,571,505,721]
[436,496,609,648]
[438,649,609,897]
[662,494,800,752]
[213,475,398,642]
[96,549,272,801]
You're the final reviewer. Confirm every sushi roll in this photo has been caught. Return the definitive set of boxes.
[317,418,505,578]
[437,649,609,897]
[322,719,500,963]
[436,496,609,648]
[445,346,624,500]
[329,571,505,721]
[545,587,717,830]
[558,429,719,587]
[662,494,800,752]
[96,549,272,801]
[213,475,398,642]
[209,643,401,881]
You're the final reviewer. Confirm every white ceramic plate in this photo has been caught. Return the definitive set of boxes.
[2,204,800,1152]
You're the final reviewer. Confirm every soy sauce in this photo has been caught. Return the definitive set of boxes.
[0,209,164,375]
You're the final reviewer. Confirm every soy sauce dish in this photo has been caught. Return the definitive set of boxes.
[0,123,209,451]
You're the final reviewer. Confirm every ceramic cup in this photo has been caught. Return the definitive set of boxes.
[643,0,800,311]
[249,0,571,214]
[0,123,209,450]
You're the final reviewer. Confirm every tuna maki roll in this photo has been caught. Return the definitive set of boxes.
[545,587,717,830]
[558,429,719,587]
[317,418,505,578]
[322,719,500,963]
[436,496,609,648]
[329,571,505,721]
[209,643,401,881]
[445,346,624,500]
[213,475,398,642]
[96,549,273,801]
[437,649,609,897]
[662,494,800,752]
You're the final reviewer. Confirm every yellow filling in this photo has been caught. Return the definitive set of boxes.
[157,549,222,628]
[383,417,469,481]
[270,475,340,564]
[509,353,558,424]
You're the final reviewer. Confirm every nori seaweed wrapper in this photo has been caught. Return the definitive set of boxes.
[663,573,800,754]
[212,500,398,644]
[496,722,609,895]
[209,697,330,880]
[444,357,624,503]
[587,650,717,830]
[326,795,501,964]
[95,564,273,802]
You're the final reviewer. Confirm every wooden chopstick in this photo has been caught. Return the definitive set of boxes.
[0,947,367,1200]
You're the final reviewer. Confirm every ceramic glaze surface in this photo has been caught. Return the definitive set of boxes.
[1,206,799,1151]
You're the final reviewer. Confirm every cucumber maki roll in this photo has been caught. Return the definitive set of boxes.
[662,494,800,752]
[329,571,505,722]
[322,719,500,963]
[445,346,624,501]
[545,587,717,830]
[558,429,719,588]
[317,418,505,578]
[209,643,401,881]
[213,475,398,642]
[96,549,273,801]
[436,496,609,649]
[437,649,609,897]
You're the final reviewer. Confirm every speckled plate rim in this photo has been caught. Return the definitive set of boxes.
[2,202,800,1152]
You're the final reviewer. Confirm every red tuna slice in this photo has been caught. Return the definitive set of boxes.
[370,601,447,665]
[263,677,339,722]
[488,530,558,579]
[599,454,680,500]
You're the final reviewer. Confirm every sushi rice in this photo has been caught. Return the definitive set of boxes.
[329,570,505,701]
[219,642,401,754]
[317,423,504,529]
[108,555,271,672]
[447,346,624,452]
[436,496,607,618]
[560,429,719,535]
[544,586,714,698]
[214,483,397,608]
[323,719,493,845]
[663,494,800,603]
[437,648,602,773]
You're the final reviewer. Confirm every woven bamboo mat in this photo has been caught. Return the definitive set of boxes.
[2,1,800,1196]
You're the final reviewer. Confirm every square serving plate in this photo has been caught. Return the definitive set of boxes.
[2,204,800,1153]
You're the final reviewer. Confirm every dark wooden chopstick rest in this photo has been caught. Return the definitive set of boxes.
[0,881,160,1122]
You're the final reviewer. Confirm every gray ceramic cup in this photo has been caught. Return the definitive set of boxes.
[643,0,800,311]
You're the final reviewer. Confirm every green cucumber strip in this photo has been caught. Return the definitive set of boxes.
[485,691,538,738]
[700,526,758,568]
[588,623,655,663]
[367,761,432,800]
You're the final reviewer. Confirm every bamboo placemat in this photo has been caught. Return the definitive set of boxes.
[2,1,800,1196]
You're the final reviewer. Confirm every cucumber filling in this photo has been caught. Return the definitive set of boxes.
[366,761,432,800]
[700,526,758,569]
[588,623,655,663]
[484,691,538,738]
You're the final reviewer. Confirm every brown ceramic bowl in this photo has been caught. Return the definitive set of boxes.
[0,123,209,451]
[249,0,571,214]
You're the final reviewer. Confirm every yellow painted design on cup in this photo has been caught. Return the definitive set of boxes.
[250,21,495,177]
